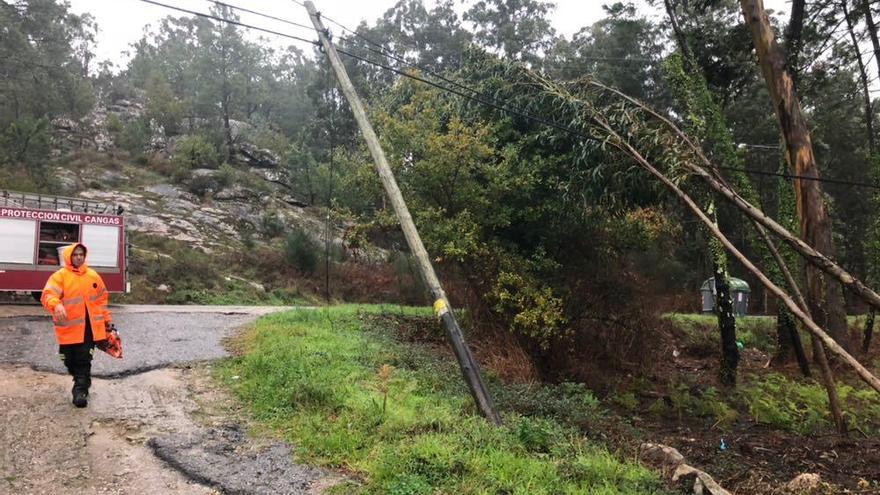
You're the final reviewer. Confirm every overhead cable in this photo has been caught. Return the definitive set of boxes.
[138,0,318,47]
[204,0,314,32]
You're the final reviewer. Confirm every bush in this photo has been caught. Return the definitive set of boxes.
[142,152,176,176]
[145,73,184,136]
[187,174,220,198]
[284,229,320,274]
[119,117,151,156]
[216,162,236,188]
[260,212,286,239]
[0,117,50,168]
[137,236,220,297]
[172,134,221,171]
[493,381,603,426]
[514,416,571,453]
[734,373,880,434]
[105,113,123,135]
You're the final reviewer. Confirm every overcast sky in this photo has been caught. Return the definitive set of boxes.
[67,0,791,69]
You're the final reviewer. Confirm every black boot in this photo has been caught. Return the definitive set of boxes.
[72,388,88,408]
[72,376,89,408]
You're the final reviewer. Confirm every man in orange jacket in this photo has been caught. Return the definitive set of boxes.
[41,243,113,408]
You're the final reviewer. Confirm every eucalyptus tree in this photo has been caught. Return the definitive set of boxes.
[546,2,667,105]
[464,0,557,67]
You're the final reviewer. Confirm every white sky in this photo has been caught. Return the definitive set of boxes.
[67,0,791,70]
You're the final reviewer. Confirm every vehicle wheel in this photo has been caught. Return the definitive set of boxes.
[31,291,42,303]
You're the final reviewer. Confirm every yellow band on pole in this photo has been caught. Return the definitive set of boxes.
[433,299,449,317]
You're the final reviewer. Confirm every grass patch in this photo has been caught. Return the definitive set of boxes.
[219,305,670,494]
[665,313,870,355]
[664,313,777,353]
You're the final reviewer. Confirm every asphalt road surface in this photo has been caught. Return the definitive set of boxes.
[0,305,281,376]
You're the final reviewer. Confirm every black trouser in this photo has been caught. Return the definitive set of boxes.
[59,316,94,394]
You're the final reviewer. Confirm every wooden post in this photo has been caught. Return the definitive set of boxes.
[304,1,502,425]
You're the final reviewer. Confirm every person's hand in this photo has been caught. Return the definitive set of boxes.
[53,304,67,321]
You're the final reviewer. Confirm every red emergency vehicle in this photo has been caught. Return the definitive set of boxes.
[0,190,129,298]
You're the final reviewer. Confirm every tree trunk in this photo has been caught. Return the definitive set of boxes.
[663,0,695,64]
[773,307,811,376]
[784,0,806,88]
[774,304,793,362]
[714,261,740,386]
[862,0,880,82]
[663,0,739,385]
[865,309,876,353]
[843,0,876,154]
[738,0,851,352]
[221,76,234,163]
[222,90,234,163]
[219,38,235,164]
[769,164,811,376]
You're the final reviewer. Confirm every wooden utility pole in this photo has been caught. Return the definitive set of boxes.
[304,1,502,425]
[739,0,850,352]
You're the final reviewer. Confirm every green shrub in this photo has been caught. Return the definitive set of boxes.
[736,373,880,435]
[260,212,286,239]
[647,380,738,427]
[493,381,603,426]
[216,162,236,188]
[738,373,840,435]
[173,134,221,171]
[284,229,319,273]
[139,238,220,295]
[0,117,50,168]
[738,373,880,435]
[105,113,123,134]
[119,117,151,157]
[187,174,220,198]
[145,72,184,136]
[610,392,639,412]
[514,416,571,453]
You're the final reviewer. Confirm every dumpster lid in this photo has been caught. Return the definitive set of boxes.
[700,277,750,292]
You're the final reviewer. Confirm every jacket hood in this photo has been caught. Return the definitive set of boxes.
[62,243,88,273]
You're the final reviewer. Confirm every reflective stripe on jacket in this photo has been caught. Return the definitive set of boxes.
[41,243,112,345]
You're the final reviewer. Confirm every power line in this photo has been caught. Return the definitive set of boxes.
[139,0,880,193]
[138,0,318,47]
[203,0,314,32]
[715,165,880,190]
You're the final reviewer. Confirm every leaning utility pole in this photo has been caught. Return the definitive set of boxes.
[304,1,502,425]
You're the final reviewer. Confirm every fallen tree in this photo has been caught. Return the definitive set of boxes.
[510,70,880,397]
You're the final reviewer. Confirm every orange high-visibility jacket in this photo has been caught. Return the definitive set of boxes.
[41,243,112,345]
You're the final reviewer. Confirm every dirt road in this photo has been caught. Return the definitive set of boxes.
[0,305,336,495]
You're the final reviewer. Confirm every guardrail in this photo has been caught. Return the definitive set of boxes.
[1,189,117,214]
